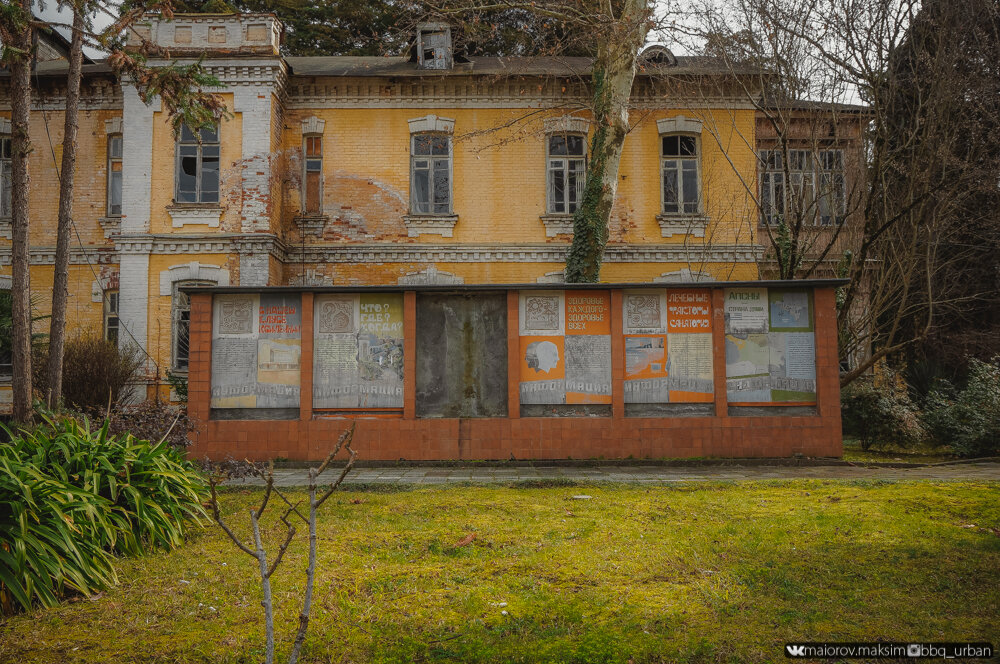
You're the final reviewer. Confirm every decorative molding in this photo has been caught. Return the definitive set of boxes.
[104,117,123,135]
[159,261,230,296]
[98,216,121,239]
[543,116,590,134]
[407,114,455,134]
[0,118,9,134]
[539,214,575,237]
[0,218,10,240]
[653,268,714,283]
[655,214,709,238]
[167,205,223,228]
[301,116,326,135]
[403,214,459,238]
[0,246,117,266]
[288,243,765,264]
[293,215,329,237]
[657,114,703,135]
[397,265,464,285]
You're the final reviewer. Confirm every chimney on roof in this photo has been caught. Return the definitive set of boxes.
[417,23,453,70]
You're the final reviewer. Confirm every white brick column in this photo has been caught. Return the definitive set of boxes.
[233,87,274,235]
[121,87,158,233]
[116,240,152,368]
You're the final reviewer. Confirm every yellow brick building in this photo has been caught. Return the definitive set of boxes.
[0,14,770,406]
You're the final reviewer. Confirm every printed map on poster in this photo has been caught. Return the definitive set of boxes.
[519,291,611,405]
[211,293,302,409]
[313,293,404,409]
[725,288,817,404]
[625,289,714,403]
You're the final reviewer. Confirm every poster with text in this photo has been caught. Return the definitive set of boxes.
[519,291,611,405]
[313,293,404,409]
[724,288,769,334]
[211,293,302,409]
[625,289,714,403]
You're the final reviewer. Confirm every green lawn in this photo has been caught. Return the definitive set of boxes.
[840,437,959,464]
[2,481,999,664]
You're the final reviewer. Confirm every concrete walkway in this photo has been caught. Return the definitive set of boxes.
[223,461,1000,487]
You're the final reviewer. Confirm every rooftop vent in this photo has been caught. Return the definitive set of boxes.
[417,23,453,70]
[640,44,677,67]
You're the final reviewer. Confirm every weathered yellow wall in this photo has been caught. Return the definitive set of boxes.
[279,106,758,248]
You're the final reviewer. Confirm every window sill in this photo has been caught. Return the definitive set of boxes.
[540,214,575,237]
[293,214,329,237]
[403,214,458,238]
[656,214,709,239]
[98,216,121,239]
[167,204,223,228]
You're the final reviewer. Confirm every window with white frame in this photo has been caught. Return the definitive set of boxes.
[171,281,211,371]
[104,291,120,345]
[410,133,451,215]
[547,133,586,214]
[1,135,11,218]
[107,134,123,216]
[175,124,220,204]
[303,134,323,214]
[661,134,700,215]
[760,149,845,226]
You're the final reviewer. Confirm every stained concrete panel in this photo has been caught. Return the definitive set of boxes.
[415,293,508,418]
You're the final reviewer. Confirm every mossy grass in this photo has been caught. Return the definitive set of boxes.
[841,436,958,465]
[2,481,998,663]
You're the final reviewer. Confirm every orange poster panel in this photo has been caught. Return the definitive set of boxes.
[624,335,668,380]
[666,289,712,334]
[564,290,611,335]
[519,335,566,382]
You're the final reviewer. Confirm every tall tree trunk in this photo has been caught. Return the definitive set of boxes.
[47,5,86,408]
[565,0,649,282]
[8,0,34,423]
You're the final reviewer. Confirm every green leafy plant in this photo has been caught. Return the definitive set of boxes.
[0,414,207,613]
[923,358,1000,457]
[841,362,926,450]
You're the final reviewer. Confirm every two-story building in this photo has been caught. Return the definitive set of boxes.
[0,13,860,408]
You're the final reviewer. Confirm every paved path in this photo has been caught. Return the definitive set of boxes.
[223,462,1000,487]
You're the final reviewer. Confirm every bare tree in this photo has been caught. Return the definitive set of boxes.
[46,1,86,409]
[207,424,357,664]
[422,0,660,282]
[678,0,996,385]
[3,2,232,417]
[0,0,35,423]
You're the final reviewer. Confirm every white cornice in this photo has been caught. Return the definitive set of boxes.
[2,236,764,266]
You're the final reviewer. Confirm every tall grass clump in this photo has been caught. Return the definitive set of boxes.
[0,414,207,614]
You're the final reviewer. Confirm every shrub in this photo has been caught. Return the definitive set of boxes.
[841,363,925,450]
[0,414,207,613]
[33,335,144,411]
[923,358,1000,457]
[100,400,193,451]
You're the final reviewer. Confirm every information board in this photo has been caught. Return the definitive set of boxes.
[724,288,816,404]
[313,293,404,409]
[519,290,612,405]
[210,293,302,409]
[623,289,714,404]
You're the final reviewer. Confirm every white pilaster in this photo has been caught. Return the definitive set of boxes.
[117,245,151,365]
[121,87,158,234]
